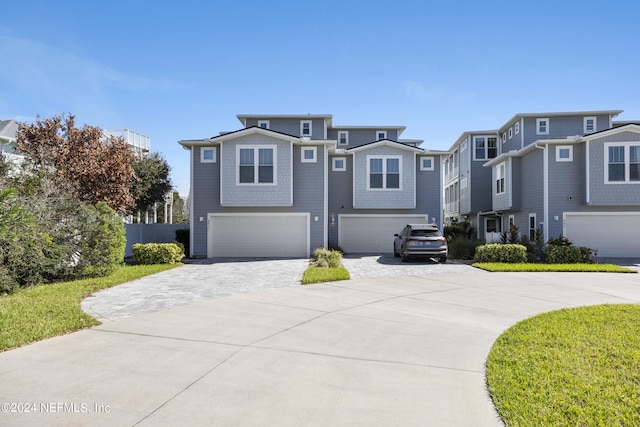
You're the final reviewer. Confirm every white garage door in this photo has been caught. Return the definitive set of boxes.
[339,214,428,253]
[564,213,640,257]
[208,214,309,258]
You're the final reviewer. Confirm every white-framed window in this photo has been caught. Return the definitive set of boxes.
[508,215,515,227]
[556,145,573,162]
[201,147,216,163]
[495,162,505,194]
[258,120,270,129]
[300,120,312,137]
[529,214,537,240]
[605,142,640,183]
[338,131,349,146]
[502,132,507,143]
[536,118,549,135]
[473,136,498,160]
[301,147,317,163]
[420,156,434,171]
[515,122,520,134]
[584,116,597,134]
[508,127,513,139]
[376,130,387,140]
[367,155,401,190]
[332,157,346,171]
[237,145,276,185]
[461,140,468,152]
[461,176,468,189]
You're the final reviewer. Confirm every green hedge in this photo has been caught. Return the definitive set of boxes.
[131,243,185,265]
[474,243,528,263]
[545,245,592,264]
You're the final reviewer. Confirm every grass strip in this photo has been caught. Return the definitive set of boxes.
[0,263,180,352]
[473,262,636,273]
[487,304,640,426]
[302,266,350,284]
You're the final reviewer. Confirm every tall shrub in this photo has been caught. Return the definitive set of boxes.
[474,244,527,263]
[75,202,126,277]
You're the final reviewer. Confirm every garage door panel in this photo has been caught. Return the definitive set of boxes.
[339,215,427,253]
[565,213,640,258]
[209,215,308,258]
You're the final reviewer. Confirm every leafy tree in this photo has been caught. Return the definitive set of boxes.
[16,114,137,213]
[129,152,172,216]
[171,191,189,223]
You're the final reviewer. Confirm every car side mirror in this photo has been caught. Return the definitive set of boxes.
[393,234,399,237]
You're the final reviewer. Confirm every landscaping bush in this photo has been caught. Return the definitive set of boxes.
[474,243,527,263]
[448,236,483,260]
[132,243,185,264]
[74,202,126,277]
[545,245,592,264]
[312,247,343,268]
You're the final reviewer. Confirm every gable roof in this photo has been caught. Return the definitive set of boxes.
[179,126,336,148]
[236,114,333,128]
[448,130,498,151]
[346,139,424,154]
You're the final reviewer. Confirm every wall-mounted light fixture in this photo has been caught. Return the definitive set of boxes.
[199,216,204,222]
[314,216,319,222]
[330,215,336,224]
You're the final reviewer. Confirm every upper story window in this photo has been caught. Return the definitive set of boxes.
[300,120,312,137]
[473,136,498,160]
[376,130,387,141]
[301,147,317,163]
[556,146,573,162]
[338,131,349,145]
[515,122,520,134]
[537,118,549,135]
[495,162,505,194]
[606,143,640,183]
[238,146,275,185]
[332,157,346,171]
[502,132,507,144]
[367,156,401,190]
[584,116,597,134]
[460,139,468,152]
[258,120,270,129]
[420,156,434,171]
[508,127,513,139]
[201,148,216,163]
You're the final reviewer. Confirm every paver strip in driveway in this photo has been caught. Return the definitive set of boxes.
[81,258,310,321]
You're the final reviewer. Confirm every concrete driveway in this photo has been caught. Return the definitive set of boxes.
[2,262,640,426]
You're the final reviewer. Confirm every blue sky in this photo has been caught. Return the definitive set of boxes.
[2,1,639,196]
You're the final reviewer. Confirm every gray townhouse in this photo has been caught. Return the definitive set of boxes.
[444,110,640,257]
[179,114,446,258]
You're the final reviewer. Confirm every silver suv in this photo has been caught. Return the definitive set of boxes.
[393,224,448,263]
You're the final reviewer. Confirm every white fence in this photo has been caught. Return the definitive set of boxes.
[125,223,189,257]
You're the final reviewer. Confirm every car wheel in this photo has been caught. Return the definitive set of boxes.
[401,254,408,263]
[439,256,447,263]
[393,245,399,257]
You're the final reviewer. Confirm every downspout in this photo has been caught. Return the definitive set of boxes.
[535,143,549,240]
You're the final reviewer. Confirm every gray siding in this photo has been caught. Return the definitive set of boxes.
[327,128,400,147]
[220,135,292,207]
[191,146,220,257]
[501,120,522,153]
[518,149,544,239]
[245,118,326,139]
[587,131,640,205]
[546,144,586,238]
[522,114,612,147]
[469,157,493,214]
[352,146,416,209]
[327,153,441,249]
[189,143,327,258]
[492,159,511,211]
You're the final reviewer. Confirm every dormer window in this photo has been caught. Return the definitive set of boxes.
[537,118,549,135]
[300,120,312,137]
[376,130,387,140]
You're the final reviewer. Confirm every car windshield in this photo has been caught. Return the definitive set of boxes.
[410,229,440,237]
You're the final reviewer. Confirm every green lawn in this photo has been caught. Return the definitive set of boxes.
[473,262,637,273]
[0,263,180,352]
[486,304,640,426]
